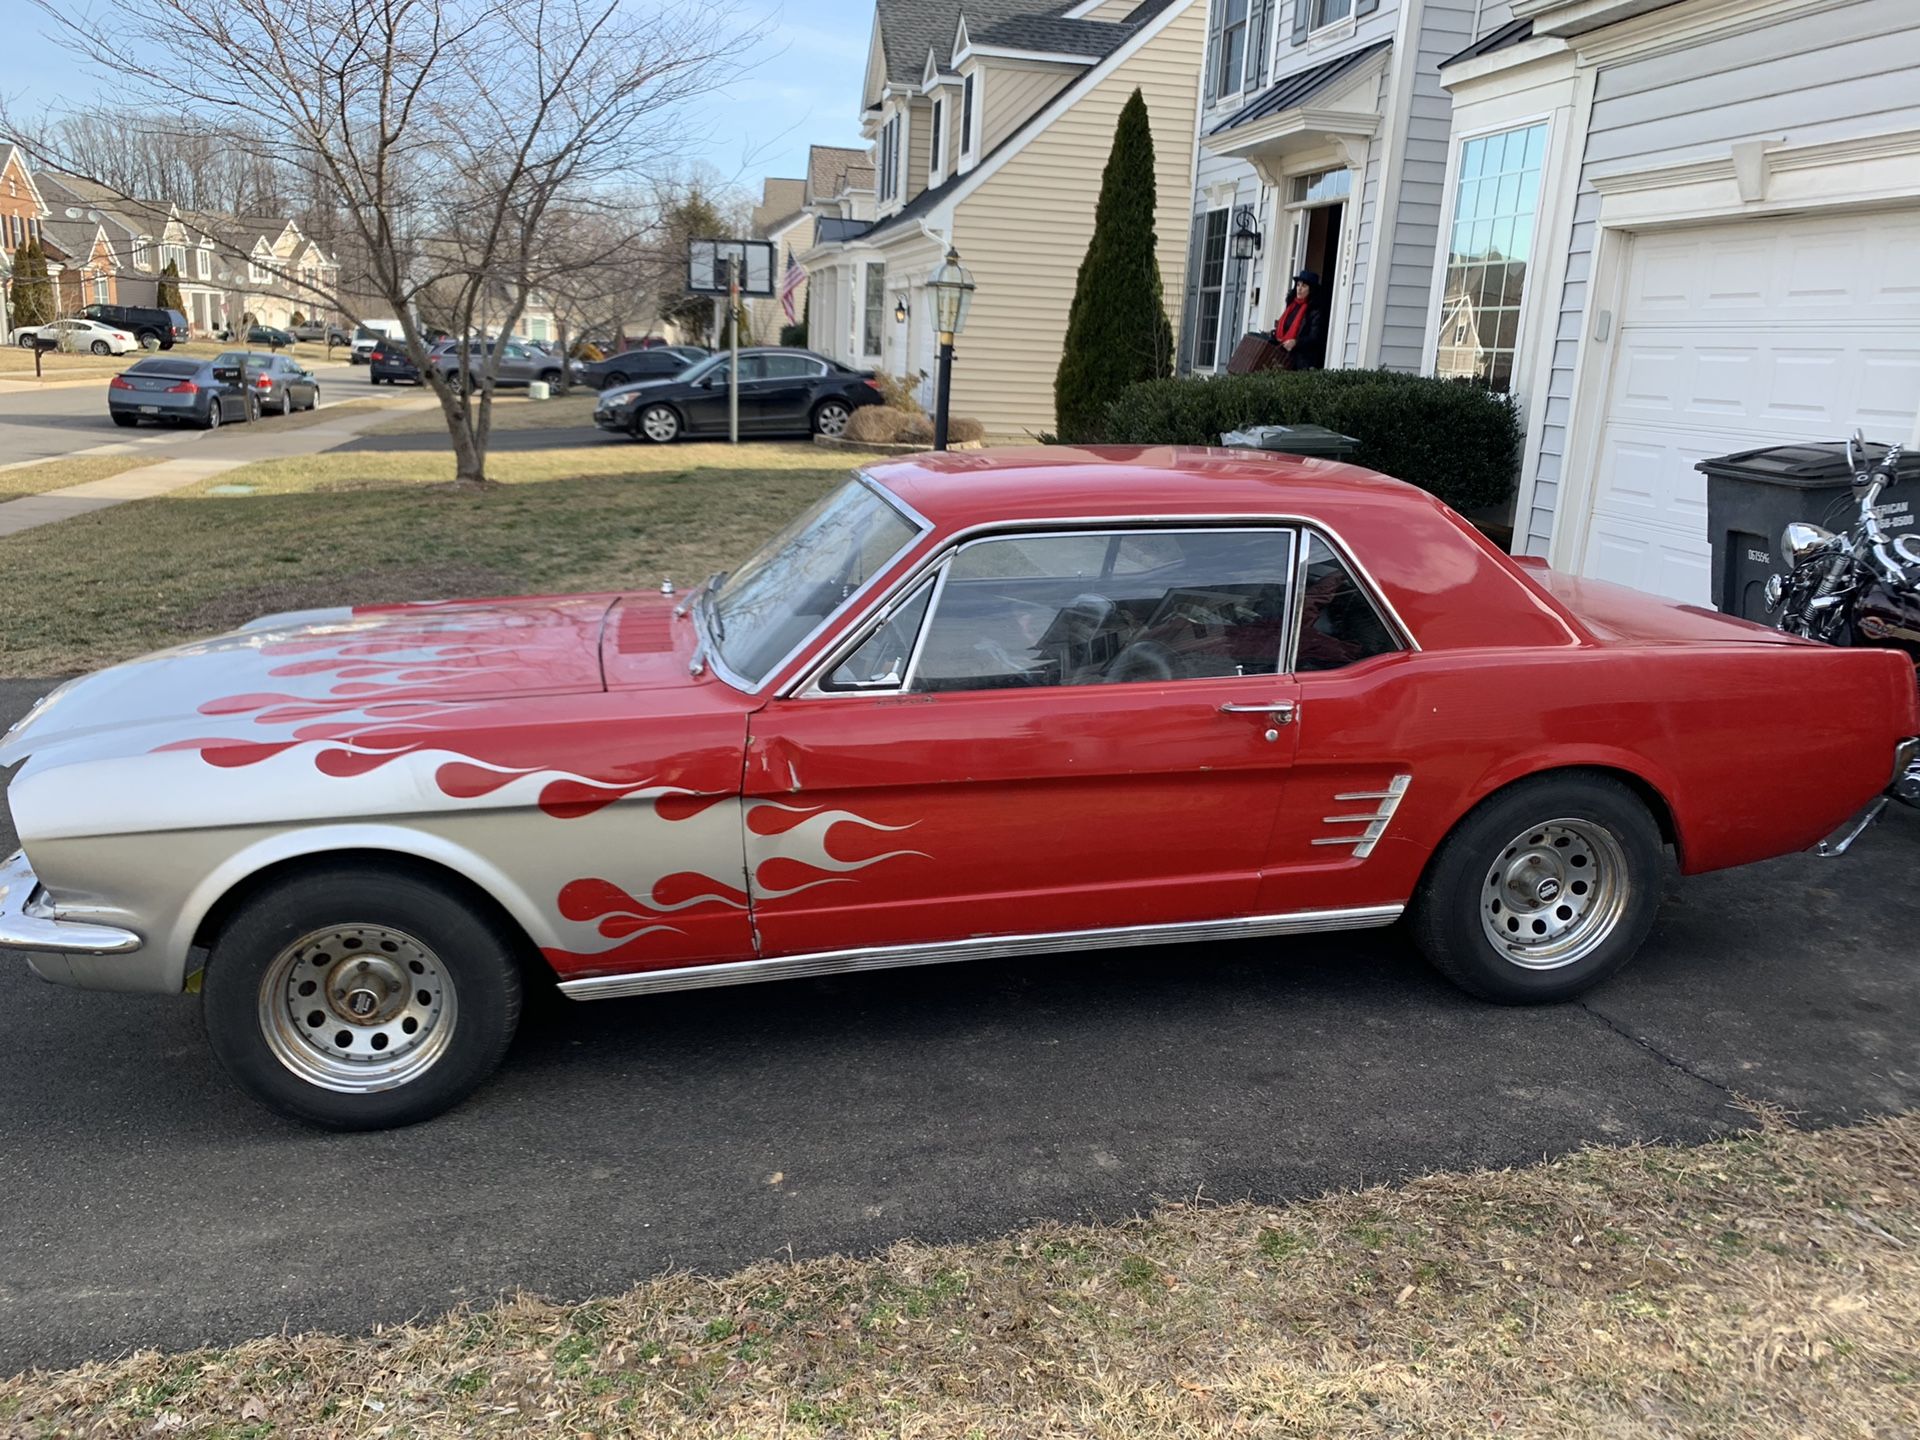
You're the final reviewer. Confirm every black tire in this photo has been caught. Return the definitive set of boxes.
[139,331,163,350]
[15,335,32,348]
[203,402,222,430]
[538,369,561,386]
[812,399,853,437]
[634,402,681,444]
[202,864,524,1129]
[90,340,111,356]
[604,371,627,389]
[111,412,140,428]
[1410,773,1664,1004]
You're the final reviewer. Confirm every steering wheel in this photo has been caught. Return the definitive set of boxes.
[1104,641,1176,684]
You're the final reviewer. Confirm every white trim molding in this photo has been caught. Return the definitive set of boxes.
[1587,126,1920,228]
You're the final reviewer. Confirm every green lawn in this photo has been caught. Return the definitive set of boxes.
[0,442,848,676]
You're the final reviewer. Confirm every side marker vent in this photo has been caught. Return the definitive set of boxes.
[1311,774,1412,859]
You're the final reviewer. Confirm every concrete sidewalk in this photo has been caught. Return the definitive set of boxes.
[0,397,436,538]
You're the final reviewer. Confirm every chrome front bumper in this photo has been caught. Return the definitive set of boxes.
[0,851,143,958]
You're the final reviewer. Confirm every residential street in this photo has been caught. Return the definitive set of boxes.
[0,358,366,467]
[2,675,1915,1373]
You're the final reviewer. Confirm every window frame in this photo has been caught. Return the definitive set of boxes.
[928,96,945,180]
[1192,207,1232,372]
[789,518,1418,700]
[1215,0,1250,100]
[1428,117,1550,395]
[1313,0,1355,29]
[960,73,977,158]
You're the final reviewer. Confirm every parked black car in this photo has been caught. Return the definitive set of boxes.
[107,356,261,429]
[368,340,421,385]
[594,348,882,443]
[79,303,190,350]
[574,345,706,390]
[246,325,298,350]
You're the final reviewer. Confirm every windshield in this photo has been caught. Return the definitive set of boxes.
[707,477,921,686]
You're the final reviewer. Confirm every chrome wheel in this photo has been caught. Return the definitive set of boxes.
[814,400,851,437]
[1480,819,1630,970]
[258,924,459,1094]
[639,405,679,442]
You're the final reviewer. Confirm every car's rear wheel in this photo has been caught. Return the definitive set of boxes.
[202,864,524,1129]
[203,402,222,431]
[111,412,139,428]
[89,340,110,355]
[604,370,628,388]
[812,399,853,437]
[636,403,681,443]
[1410,774,1663,1003]
[139,331,162,350]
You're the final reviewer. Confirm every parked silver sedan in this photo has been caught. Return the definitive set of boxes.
[215,351,322,415]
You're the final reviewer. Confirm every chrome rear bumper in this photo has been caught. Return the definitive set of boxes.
[1816,737,1920,857]
[0,851,143,956]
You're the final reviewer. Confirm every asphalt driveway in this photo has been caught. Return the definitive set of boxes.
[2,673,1916,1373]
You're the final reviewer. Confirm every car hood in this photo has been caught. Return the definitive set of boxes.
[0,595,619,773]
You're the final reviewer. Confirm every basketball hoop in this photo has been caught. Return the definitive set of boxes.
[687,239,776,298]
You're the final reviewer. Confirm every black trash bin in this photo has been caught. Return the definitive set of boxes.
[1695,442,1920,623]
[1219,423,1360,460]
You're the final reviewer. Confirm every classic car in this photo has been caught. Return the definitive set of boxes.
[3,447,1915,1130]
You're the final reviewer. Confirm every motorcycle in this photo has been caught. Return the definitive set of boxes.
[1767,431,1920,806]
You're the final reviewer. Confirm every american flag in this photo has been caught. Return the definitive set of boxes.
[779,250,806,325]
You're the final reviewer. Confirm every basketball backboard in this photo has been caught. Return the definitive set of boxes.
[687,239,776,298]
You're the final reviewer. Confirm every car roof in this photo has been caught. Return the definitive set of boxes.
[862,446,1581,653]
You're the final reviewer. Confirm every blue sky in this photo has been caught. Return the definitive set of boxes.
[0,0,873,195]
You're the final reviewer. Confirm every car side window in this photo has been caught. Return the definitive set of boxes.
[737,355,771,382]
[761,355,818,380]
[903,529,1294,693]
[822,580,936,691]
[1294,534,1403,673]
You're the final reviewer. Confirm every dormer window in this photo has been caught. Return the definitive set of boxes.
[961,73,976,158]
[878,110,904,203]
[929,97,945,178]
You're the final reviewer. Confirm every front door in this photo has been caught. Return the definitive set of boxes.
[742,527,1305,958]
[683,355,746,432]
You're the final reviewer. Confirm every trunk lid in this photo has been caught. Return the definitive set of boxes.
[1514,558,1803,647]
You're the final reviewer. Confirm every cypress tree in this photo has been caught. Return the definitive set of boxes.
[157,259,184,311]
[1054,88,1173,443]
[12,241,54,328]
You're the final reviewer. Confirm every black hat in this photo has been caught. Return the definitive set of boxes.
[1291,269,1321,287]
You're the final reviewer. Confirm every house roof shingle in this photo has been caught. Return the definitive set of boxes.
[807,144,873,204]
[1210,37,1393,136]
[1439,16,1533,70]
[971,13,1129,56]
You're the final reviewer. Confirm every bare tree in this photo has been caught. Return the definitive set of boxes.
[10,0,748,487]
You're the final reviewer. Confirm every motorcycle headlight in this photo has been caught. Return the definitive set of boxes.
[1780,521,1837,568]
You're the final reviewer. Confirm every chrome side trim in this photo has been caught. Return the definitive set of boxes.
[1310,775,1412,859]
[0,851,144,957]
[559,902,1406,1001]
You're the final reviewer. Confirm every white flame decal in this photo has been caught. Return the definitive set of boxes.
[747,802,928,900]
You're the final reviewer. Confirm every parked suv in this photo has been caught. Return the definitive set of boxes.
[78,303,190,350]
[431,338,566,391]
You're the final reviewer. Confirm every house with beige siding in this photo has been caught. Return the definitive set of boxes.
[800,0,1205,437]
[744,176,814,344]
[1433,0,1920,600]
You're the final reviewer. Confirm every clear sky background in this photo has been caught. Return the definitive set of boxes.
[0,0,874,199]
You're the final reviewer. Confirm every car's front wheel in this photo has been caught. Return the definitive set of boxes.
[812,399,853,437]
[1410,773,1663,1003]
[15,335,32,348]
[635,403,681,443]
[202,864,524,1129]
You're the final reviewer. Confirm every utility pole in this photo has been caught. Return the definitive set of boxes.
[727,255,740,446]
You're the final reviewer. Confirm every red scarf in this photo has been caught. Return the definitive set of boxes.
[1275,296,1310,344]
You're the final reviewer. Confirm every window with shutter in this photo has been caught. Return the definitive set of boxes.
[1216,0,1249,98]
[1203,0,1225,104]
[1243,0,1271,91]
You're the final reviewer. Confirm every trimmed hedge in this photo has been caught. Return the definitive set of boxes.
[1099,369,1521,514]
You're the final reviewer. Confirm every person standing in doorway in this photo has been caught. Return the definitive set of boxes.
[1274,270,1327,371]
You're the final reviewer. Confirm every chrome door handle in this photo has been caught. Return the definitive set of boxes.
[1220,701,1298,723]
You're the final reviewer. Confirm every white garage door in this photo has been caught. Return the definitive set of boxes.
[1577,209,1920,602]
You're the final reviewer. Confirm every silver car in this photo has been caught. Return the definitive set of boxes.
[216,351,322,415]
[431,339,567,392]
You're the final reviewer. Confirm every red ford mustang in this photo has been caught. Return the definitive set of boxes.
[3,447,1915,1128]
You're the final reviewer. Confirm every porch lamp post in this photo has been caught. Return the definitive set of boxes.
[926,246,974,451]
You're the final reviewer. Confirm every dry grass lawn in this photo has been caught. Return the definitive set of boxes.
[365,392,601,435]
[3,1111,1917,1437]
[0,441,848,675]
[0,339,341,379]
